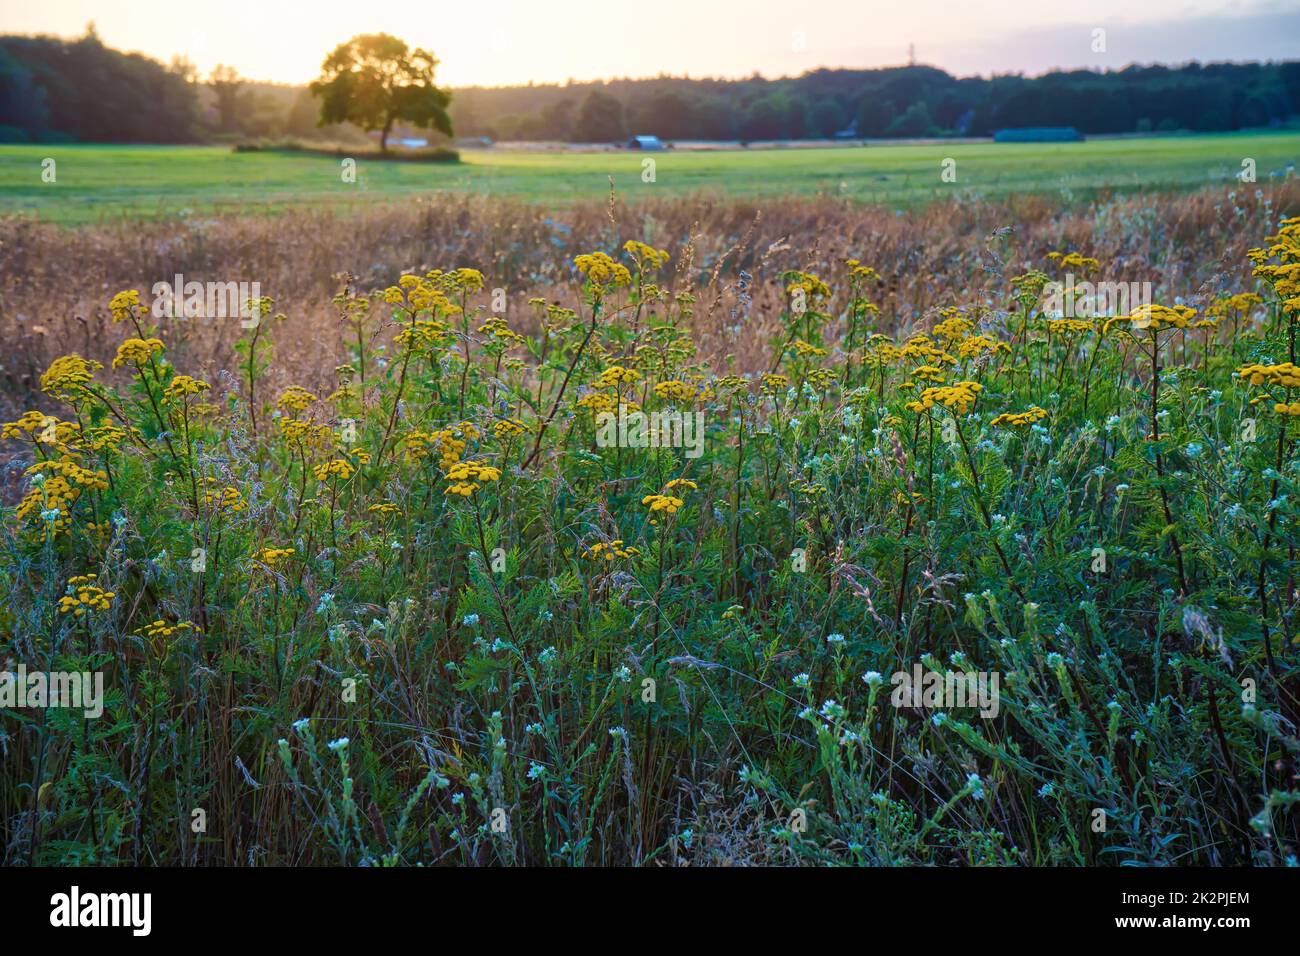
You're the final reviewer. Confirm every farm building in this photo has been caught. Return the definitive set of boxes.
[626,135,665,150]
[993,127,1084,143]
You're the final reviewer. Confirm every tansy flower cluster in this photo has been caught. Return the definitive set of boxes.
[1237,362,1300,389]
[1047,251,1100,273]
[444,460,502,497]
[623,240,670,272]
[58,574,116,617]
[991,406,1049,428]
[313,459,356,482]
[113,337,165,368]
[138,619,197,640]
[163,375,209,403]
[574,252,632,288]
[582,539,641,561]
[906,381,983,415]
[255,547,296,566]
[1104,304,1197,334]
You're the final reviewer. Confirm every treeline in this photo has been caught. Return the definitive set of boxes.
[455,63,1300,141]
[2,27,1298,145]
[0,28,366,145]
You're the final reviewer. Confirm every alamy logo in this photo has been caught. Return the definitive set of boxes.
[50,886,151,936]
[595,408,705,459]
[1,661,104,718]
[1041,272,1152,318]
[890,664,1000,718]
[151,273,263,327]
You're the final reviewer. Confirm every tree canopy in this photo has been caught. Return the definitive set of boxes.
[309,33,452,150]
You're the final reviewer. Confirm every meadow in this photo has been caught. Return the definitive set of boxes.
[1,169,1300,866]
[0,130,1296,224]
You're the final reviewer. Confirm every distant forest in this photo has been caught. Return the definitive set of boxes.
[3,27,1299,145]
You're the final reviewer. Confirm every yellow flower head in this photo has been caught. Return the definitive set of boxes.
[1104,304,1197,335]
[58,575,116,617]
[492,418,527,439]
[574,252,632,288]
[113,337,165,369]
[1046,251,1100,274]
[990,406,1049,428]
[653,380,696,402]
[1237,363,1300,389]
[255,547,296,567]
[41,355,102,401]
[313,459,356,482]
[905,381,983,415]
[623,240,671,272]
[583,538,642,561]
[445,460,502,483]
[641,493,685,514]
[163,375,210,403]
[277,386,317,414]
[594,365,641,389]
[109,289,142,322]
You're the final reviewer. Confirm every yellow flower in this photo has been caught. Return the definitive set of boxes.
[448,268,486,293]
[204,484,245,513]
[163,375,210,403]
[1046,251,1100,274]
[277,386,317,414]
[653,380,696,402]
[782,271,830,303]
[84,424,130,452]
[1045,318,1094,335]
[641,493,685,514]
[492,418,527,439]
[594,365,641,389]
[445,460,502,483]
[58,575,116,617]
[313,459,356,482]
[26,458,109,491]
[574,252,631,288]
[1237,363,1300,389]
[905,381,983,415]
[3,412,82,448]
[957,335,1012,360]
[40,355,102,401]
[255,547,296,566]
[112,337,165,368]
[991,406,1049,428]
[934,315,974,342]
[138,619,197,640]
[792,340,827,358]
[623,240,671,272]
[108,289,141,322]
[583,538,642,561]
[1104,304,1197,335]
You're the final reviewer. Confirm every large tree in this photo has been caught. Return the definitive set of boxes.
[310,33,452,151]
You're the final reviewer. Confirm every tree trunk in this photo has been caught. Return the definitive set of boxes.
[380,114,394,152]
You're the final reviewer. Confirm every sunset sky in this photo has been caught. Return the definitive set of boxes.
[2,0,1298,87]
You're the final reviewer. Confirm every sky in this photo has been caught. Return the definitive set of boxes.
[2,0,1298,87]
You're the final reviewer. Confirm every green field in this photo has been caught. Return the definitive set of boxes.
[0,132,1295,224]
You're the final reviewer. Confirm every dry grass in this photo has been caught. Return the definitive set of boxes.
[2,184,1291,419]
